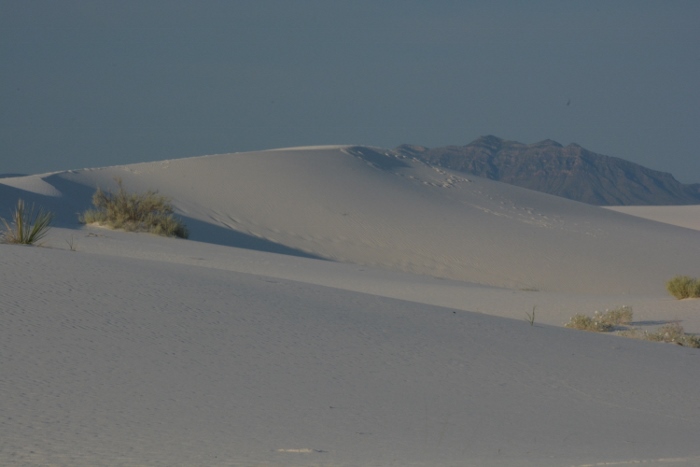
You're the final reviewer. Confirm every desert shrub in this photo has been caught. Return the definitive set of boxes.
[565,312,613,332]
[666,275,700,299]
[644,323,685,343]
[618,324,700,348]
[640,323,700,348]
[565,306,700,348]
[0,199,53,245]
[565,306,633,333]
[602,306,633,326]
[80,178,188,238]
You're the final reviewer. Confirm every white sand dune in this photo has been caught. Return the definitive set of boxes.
[605,205,700,232]
[2,146,700,466]
[4,146,699,294]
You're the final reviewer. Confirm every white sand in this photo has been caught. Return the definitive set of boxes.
[2,146,700,466]
[605,205,700,232]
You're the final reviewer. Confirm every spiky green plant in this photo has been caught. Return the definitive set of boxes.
[1,199,54,245]
[525,306,536,326]
[79,178,188,238]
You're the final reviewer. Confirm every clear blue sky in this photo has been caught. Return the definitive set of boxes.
[2,1,699,182]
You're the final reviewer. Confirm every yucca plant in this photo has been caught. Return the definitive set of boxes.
[1,199,54,245]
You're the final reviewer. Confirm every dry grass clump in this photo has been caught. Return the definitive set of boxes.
[566,313,613,332]
[619,323,700,348]
[565,306,633,332]
[603,306,634,326]
[80,178,188,238]
[565,306,700,348]
[645,323,700,347]
[666,275,700,299]
[1,199,53,245]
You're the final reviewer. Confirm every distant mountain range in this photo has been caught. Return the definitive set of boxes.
[395,136,700,206]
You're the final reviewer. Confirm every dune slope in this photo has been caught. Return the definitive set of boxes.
[2,146,700,466]
[2,243,700,467]
[2,146,699,294]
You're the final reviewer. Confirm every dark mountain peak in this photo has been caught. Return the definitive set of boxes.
[530,139,563,149]
[395,136,700,206]
[468,135,508,152]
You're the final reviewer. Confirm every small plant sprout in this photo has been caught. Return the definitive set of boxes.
[66,235,77,251]
[525,306,536,326]
[0,199,54,245]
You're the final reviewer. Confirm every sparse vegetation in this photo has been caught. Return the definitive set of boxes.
[565,306,699,348]
[601,306,634,326]
[666,275,700,299]
[566,313,613,332]
[1,199,54,245]
[619,323,700,348]
[642,323,700,347]
[80,178,188,238]
[565,306,633,332]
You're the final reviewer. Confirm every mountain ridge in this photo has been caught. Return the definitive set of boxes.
[395,136,700,205]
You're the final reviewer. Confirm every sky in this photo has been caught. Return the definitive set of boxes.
[2,1,699,183]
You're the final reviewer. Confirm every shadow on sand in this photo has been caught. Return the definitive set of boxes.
[1,174,325,261]
[180,215,326,260]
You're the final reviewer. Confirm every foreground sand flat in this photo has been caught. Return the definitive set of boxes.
[2,146,699,466]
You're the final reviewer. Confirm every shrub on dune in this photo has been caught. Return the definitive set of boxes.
[621,323,700,348]
[1,199,54,245]
[565,306,633,332]
[666,275,700,299]
[565,305,700,348]
[601,306,633,326]
[80,178,188,238]
[565,313,614,332]
[643,323,700,347]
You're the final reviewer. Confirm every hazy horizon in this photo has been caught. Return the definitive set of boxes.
[2,1,699,183]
